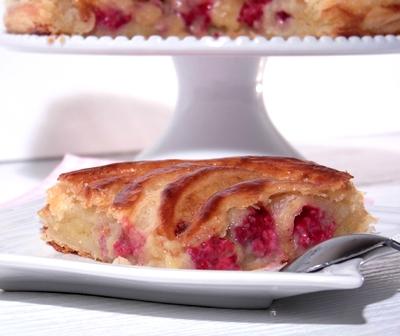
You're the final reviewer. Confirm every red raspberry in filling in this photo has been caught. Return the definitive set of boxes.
[180,0,212,33]
[113,218,145,258]
[234,206,278,258]
[275,10,291,24]
[238,0,271,28]
[99,226,110,259]
[188,237,240,270]
[293,206,336,250]
[174,221,189,236]
[93,7,132,31]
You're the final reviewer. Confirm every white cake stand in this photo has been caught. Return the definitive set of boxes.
[2,34,400,159]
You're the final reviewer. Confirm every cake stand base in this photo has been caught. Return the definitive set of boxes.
[137,56,300,160]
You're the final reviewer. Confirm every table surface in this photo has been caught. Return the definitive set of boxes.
[0,136,399,335]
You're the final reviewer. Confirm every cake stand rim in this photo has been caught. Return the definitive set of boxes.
[1,33,400,56]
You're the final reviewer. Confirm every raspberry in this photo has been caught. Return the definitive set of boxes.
[293,206,336,249]
[113,218,145,258]
[174,221,189,236]
[275,10,291,24]
[94,7,132,30]
[180,0,212,33]
[188,237,240,270]
[234,206,278,258]
[238,0,271,28]
[99,229,109,259]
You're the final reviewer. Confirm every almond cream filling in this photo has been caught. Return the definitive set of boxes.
[41,188,372,270]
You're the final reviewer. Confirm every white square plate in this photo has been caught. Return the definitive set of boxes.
[0,199,398,309]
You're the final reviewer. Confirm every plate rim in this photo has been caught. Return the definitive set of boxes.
[0,253,364,290]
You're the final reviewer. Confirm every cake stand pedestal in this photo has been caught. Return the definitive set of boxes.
[1,34,400,160]
[140,56,298,159]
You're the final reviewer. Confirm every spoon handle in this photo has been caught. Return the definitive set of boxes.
[385,239,400,251]
[306,238,400,273]
[352,239,400,267]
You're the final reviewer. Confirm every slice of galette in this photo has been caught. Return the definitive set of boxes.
[39,156,374,270]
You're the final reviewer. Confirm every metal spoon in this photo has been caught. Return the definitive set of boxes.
[283,233,400,273]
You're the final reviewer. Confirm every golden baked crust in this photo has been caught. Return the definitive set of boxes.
[39,156,373,271]
[5,0,400,38]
